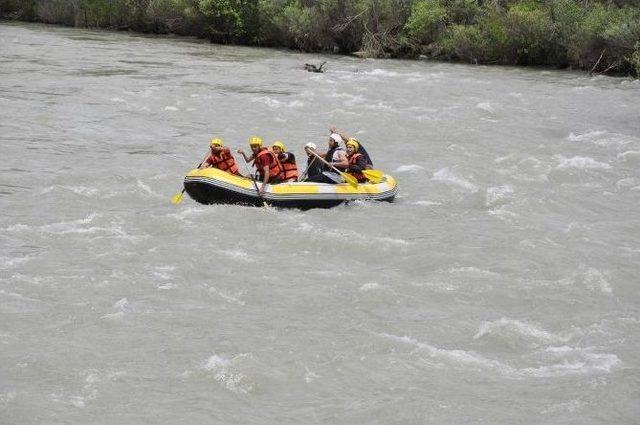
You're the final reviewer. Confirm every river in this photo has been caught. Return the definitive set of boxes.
[1,22,639,424]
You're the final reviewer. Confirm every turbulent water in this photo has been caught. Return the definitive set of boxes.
[1,22,639,424]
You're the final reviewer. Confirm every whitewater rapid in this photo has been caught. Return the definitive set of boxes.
[1,22,639,424]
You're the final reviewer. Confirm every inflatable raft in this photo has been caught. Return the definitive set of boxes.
[183,168,398,209]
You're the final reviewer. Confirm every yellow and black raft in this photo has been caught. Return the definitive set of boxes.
[183,168,398,209]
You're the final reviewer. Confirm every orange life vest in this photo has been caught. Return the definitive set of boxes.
[348,153,367,182]
[255,148,282,181]
[208,150,239,175]
[279,152,298,182]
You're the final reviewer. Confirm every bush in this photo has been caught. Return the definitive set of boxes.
[404,0,448,45]
[441,23,487,62]
[503,2,555,65]
[0,0,37,19]
[198,0,241,36]
[475,8,509,62]
[441,0,480,24]
[281,0,316,49]
[355,0,409,56]
[571,3,640,73]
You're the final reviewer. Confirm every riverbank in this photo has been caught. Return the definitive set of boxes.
[1,0,639,76]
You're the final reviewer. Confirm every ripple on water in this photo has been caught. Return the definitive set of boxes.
[380,331,620,379]
[554,155,612,170]
[432,168,478,192]
[202,353,258,394]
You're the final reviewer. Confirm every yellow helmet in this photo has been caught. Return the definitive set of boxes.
[210,138,224,147]
[346,138,359,151]
[248,136,263,146]
[272,141,286,151]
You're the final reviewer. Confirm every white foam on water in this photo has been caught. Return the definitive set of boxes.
[476,102,494,113]
[359,282,381,292]
[485,185,514,208]
[541,399,589,414]
[304,367,320,383]
[0,255,33,269]
[616,177,639,189]
[447,267,501,278]
[563,221,591,234]
[251,96,304,108]
[164,106,178,111]
[65,186,98,197]
[209,288,246,306]
[297,224,410,249]
[136,179,165,199]
[38,213,129,238]
[617,150,640,163]
[473,318,570,344]
[361,69,402,77]
[394,164,424,173]
[1,223,30,232]
[102,297,130,320]
[583,268,612,294]
[567,130,636,147]
[50,393,90,409]
[520,346,620,378]
[554,155,611,170]
[110,97,125,103]
[113,297,129,310]
[217,249,255,263]
[567,130,607,142]
[381,332,619,378]
[413,200,442,206]
[432,168,478,192]
[375,235,411,246]
[487,206,519,219]
[381,333,510,372]
[152,271,172,280]
[329,92,364,104]
[167,206,208,221]
[0,391,16,403]
[494,154,516,164]
[203,353,254,394]
[0,289,41,303]
[363,101,393,111]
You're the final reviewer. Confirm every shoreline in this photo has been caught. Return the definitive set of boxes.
[1,13,638,79]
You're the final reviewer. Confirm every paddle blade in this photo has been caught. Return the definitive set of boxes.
[341,172,359,188]
[171,191,184,205]
[362,169,384,183]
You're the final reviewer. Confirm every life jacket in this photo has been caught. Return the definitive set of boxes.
[208,150,239,175]
[348,153,367,182]
[255,147,282,181]
[278,152,298,182]
[324,145,346,171]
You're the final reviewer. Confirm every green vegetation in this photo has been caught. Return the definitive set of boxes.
[1,0,639,75]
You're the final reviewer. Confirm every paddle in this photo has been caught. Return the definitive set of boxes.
[240,157,268,207]
[308,150,358,188]
[171,161,203,205]
[297,156,317,182]
[362,169,384,184]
